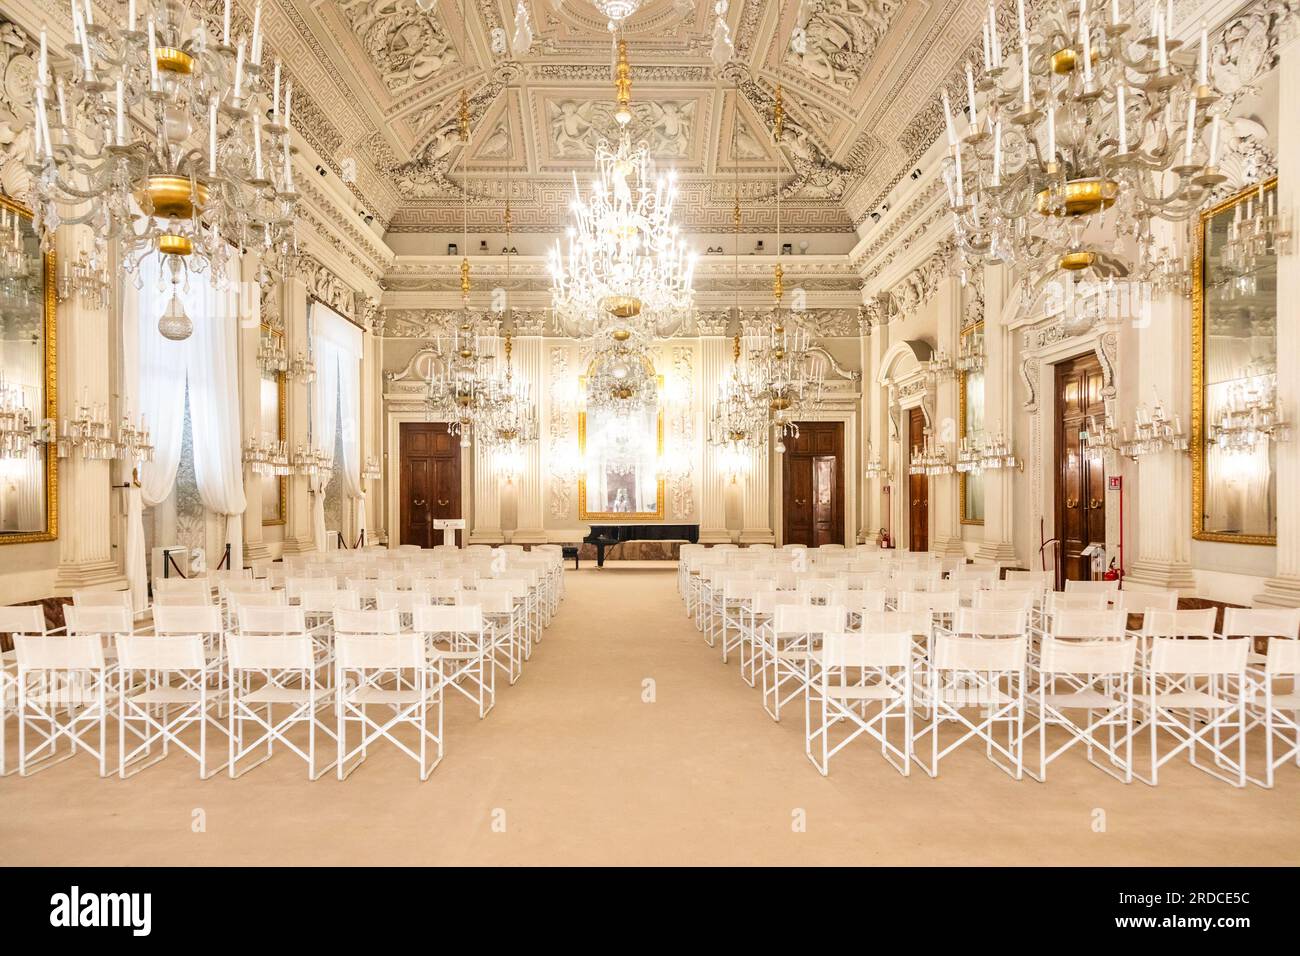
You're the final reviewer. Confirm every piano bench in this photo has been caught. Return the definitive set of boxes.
[561,545,580,570]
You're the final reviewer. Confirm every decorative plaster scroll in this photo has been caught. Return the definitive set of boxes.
[0,18,35,199]
[301,255,359,322]
[1020,356,1039,411]
[887,239,956,319]
[786,0,903,92]
[385,347,442,385]
[338,0,460,95]
[548,346,574,518]
[669,346,695,519]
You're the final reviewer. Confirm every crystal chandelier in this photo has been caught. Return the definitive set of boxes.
[0,207,31,281]
[956,330,985,372]
[942,0,1228,281]
[117,408,154,464]
[1223,182,1291,278]
[424,310,502,448]
[243,436,290,476]
[584,335,659,417]
[478,331,539,450]
[1080,397,1121,461]
[1211,368,1290,453]
[549,41,696,340]
[26,0,299,331]
[924,347,955,382]
[708,334,766,450]
[864,441,885,480]
[257,331,288,374]
[956,430,1020,473]
[0,375,38,460]
[291,443,331,478]
[57,394,116,460]
[56,248,111,309]
[288,349,315,383]
[909,433,954,476]
[362,455,382,481]
[1119,389,1187,458]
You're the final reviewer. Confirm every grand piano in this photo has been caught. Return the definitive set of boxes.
[582,524,700,568]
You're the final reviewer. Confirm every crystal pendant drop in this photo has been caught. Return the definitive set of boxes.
[158,292,193,341]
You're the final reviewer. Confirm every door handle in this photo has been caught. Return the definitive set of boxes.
[413,498,425,507]
[1066,496,1079,508]
[437,499,449,507]
[1088,497,1101,510]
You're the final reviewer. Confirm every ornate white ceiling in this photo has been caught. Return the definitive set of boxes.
[251,0,990,235]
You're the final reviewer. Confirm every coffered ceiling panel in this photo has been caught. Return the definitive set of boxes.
[253,0,988,234]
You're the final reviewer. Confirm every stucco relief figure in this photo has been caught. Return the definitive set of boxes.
[732,116,766,160]
[787,0,901,90]
[646,101,694,158]
[551,100,598,156]
[340,0,459,93]
[478,117,512,159]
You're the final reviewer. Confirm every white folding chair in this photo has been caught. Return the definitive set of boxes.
[1029,637,1137,783]
[116,634,227,778]
[335,634,442,780]
[1137,637,1250,787]
[72,588,132,609]
[226,633,335,780]
[806,631,913,776]
[913,633,1027,779]
[1046,591,1110,613]
[472,589,525,686]
[333,608,402,636]
[376,589,432,629]
[238,605,308,636]
[1064,579,1120,596]
[412,605,492,718]
[974,589,1036,613]
[1254,638,1300,788]
[13,635,111,777]
[763,605,847,723]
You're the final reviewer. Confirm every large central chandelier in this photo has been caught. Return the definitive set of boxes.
[549,40,696,339]
[26,0,298,329]
[942,0,1228,280]
[584,329,659,417]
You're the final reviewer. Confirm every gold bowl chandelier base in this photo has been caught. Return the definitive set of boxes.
[1035,177,1119,217]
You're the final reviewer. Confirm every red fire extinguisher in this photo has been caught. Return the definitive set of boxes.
[878,527,892,549]
[1103,557,1122,582]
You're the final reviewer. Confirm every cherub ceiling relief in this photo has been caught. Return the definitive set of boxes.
[786,0,902,92]
[735,76,859,201]
[547,98,696,160]
[339,0,460,95]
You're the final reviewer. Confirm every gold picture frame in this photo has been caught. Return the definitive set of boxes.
[576,368,666,522]
[260,322,288,527]
[1191,177,1278,545]
[958,321,984,526]
[0,194,58,545]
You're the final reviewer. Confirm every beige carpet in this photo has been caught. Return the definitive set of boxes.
[1,563,1297,866]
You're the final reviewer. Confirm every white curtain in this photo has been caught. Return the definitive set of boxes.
[123,258,246,606]
[310,302,362,550]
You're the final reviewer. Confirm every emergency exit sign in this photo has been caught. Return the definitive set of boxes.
[1108,476,1122,491]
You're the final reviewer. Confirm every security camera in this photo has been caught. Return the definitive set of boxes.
[910,167,922,180]
[879,202,890,213]
[363,214,374,226]
[315,164,328,177]
[870,211,881,222]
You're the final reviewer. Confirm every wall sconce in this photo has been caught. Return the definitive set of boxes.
[496,444,526,484]
[718,441,752,484]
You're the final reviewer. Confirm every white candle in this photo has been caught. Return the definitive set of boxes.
[38,28,47,86]
[1165,0,1174,35]
[253,111,263,178]
[953,147,965,204]
[942,89,956,145]
[251,1,262,65]
[989,4,1001,67]
[73,5,93,78]
[272,61,281,121]
[1021,39,1031,108]
[1047,101,1056,159]
[1198,24,1208,86]
[1208,113,1220,166]
[1182,95,1196,164]
[1017,0,1027,39]
[82,0,93,27]
[283,80,292,130]
[223,0,231,44]
[966,61,978,128]
[1117,83,1127,152]
[233,38,245,104]
[1157,11,1167,71]
[56,78,68,127]
[128,0,136,31]
[982,19,991,70]
[1111,0,1119,25]
[209,101,218,177]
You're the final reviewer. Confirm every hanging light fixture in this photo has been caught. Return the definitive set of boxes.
[941,0,1229,281]
[548,39,696,340]
[26,0,299,320]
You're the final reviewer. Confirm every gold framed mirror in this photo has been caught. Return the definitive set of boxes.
[0,195,57,544]
[259,322,287,526]
[577,352,665,521]
[1192,178,1279,544]
[958,321,985,525]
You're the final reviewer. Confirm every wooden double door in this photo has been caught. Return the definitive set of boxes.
[906,407,929,552]
[1055,354,1107,581]
[782,422,845,547]
[399,422,462,548]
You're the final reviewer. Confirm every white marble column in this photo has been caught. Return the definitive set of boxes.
[697,331,731,543]
[1125,223,1196,593]
[860,313,889,540]
[974,263,1019,564]
[240,268,270,564]
[739,439,774,543]
[1256,31,1300,606]
[512,333,547,543]
[281,276,314,553]
[929,276,965,557]
[53,225,126,593]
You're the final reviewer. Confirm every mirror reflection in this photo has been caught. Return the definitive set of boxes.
[959,325,985,525]
[259,328,287,525]
[0,199,55,541]
[1195,180,1280,543]
[578,348,663,519]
